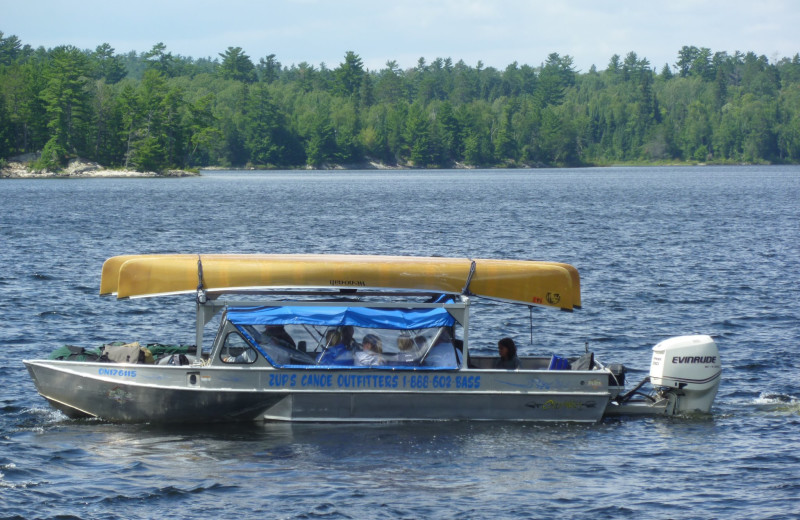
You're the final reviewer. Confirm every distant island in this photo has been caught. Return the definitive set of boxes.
[0,154,198,178]
[1,31,799,174]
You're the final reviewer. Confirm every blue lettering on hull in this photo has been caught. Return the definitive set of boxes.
[98,368,137,377]
[264,372,481,390]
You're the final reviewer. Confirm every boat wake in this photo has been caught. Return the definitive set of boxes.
[754,392,800,414]
[12,406,72,431]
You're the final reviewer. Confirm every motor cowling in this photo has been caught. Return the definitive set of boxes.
[650,335,721,413]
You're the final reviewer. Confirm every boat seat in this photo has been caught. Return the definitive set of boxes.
[571,352,594,371]
[548,355,571,370]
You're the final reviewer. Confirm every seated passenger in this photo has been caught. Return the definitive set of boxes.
[341,325,357,349]
[422,331,458,368]
[355,333,384,366]
[317,329,354,365]
[263,325,296,349]
[395,333,417,364]
[222,347,257,364]
[324,330,341,348]
[494,337,520,369]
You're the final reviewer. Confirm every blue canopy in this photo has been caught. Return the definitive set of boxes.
[226,306,455,330]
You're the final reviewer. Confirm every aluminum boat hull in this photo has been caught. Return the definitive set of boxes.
[24,360,612,423]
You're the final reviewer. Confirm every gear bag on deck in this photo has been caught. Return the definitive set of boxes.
[100,342,154,364]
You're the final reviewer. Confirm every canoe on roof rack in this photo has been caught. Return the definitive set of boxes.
[100,254,581,311]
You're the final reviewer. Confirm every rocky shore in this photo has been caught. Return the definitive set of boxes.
[0,156,199,179]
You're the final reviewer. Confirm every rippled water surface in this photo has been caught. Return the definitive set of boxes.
[1,166,799,519]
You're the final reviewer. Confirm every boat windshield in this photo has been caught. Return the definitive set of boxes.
[226,306,460,369]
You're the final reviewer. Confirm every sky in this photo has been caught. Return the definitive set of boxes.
[2,0,798,73]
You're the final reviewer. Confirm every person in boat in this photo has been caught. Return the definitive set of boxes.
[494,337,520,369]
[421,330,459,368]
[263,325,296,349]
[341,325,357,349]
[222,347,257,364]
[395,333,417,364]
[355,333,384,366]
[316,329,354,365]
[324,329,341,348]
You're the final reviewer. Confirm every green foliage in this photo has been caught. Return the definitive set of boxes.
[39,45,91,156]
[404,102,432,166]
[1,37,800,171]
[0,31,23,66]
[219,47,256,83]
[93,43,127,84]
[537,53,575,107]
[186,93,222,165]
[142,43,174,77]
[34,137,68,170]
[0,88,11,158]
[333,51,365,98]
[244,84,287,165]
[299,93,337,167]
[258,54,281,84]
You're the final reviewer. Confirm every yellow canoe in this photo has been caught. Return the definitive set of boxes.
[100,254,581,311]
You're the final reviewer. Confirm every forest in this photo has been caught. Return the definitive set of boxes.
[1,30,800,172]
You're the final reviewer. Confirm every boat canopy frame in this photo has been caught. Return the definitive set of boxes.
[194,293,471,361]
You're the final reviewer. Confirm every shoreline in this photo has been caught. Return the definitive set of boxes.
[1,158,776,178]
[0,157,199,179]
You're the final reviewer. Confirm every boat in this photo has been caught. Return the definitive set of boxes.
[23,254,722,423]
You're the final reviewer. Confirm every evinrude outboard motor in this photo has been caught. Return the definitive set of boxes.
[650,335,721,413]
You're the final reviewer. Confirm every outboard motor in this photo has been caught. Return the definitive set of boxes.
[650,335,721,413]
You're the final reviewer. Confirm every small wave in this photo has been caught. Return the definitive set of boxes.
[1,402,23,413]
[12,407,71,431]
[737,361,770,371]
[37,310,66,318]
[0,466,43,490]
[0,479,42,489]
[755,392,798,405]
[30,273,54,281]
[718,319,748,329]
[753,392,800,415]
[99,482,235,504]
[120,308,156,316]
[118,460,149,473]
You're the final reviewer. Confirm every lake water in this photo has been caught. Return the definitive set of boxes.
[1,166,799,519]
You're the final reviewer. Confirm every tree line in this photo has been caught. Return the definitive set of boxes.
[1,30,799,171]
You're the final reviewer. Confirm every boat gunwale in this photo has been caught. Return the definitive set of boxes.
[24,359,616,395]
